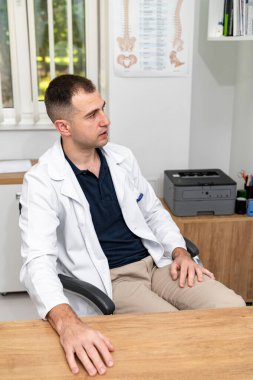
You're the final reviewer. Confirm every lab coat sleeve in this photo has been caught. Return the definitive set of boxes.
[19,165,70,319]
[127,151,186,258]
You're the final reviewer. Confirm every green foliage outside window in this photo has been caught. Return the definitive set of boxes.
[35,0,86,100]
[0,0,86,106]
[0,1,13,107]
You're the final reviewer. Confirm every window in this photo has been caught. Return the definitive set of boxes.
[0,0,99,129]
[0,1,13,110]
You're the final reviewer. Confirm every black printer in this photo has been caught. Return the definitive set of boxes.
[164,169,236,216]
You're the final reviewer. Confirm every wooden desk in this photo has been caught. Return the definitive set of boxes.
[0,307,253,379]
[161,199,253,302]
[0,160,37,185]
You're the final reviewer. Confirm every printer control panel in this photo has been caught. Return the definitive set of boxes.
[183,187,232,200]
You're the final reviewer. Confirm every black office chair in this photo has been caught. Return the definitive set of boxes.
[58,237,200,315]
[19,202,200,315]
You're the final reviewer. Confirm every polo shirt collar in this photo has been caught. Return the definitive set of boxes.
[64,148,109,180]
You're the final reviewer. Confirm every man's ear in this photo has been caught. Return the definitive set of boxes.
[54,120,71,136]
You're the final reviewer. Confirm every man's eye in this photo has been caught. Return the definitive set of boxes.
[88,112,96,119]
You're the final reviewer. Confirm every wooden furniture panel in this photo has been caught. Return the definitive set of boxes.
[0,160,37,185]
[161,199,253,302]
[1,308,253,380]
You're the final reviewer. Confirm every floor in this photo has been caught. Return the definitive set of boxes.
[0,292,39,322]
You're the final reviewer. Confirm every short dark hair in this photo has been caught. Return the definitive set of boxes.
[44,74,96,122]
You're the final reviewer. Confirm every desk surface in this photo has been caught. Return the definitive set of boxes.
[0,307,253,380]
[160,198,253,223]
[0,160,37,185]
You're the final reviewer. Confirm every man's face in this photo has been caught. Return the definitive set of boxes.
[66,90,110,150]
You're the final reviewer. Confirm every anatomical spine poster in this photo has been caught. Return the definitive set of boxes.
[112,0,191,77]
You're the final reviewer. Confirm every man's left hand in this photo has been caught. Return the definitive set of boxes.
[171,247,215,288]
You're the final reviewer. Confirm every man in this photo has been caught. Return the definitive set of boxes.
[20,74,245,377]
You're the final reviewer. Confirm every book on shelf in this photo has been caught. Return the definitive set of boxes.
[223,0,234,36]
[239,0,246,35]
[221,0,253,36]
[247,0,253,35]
[233,0,240,35]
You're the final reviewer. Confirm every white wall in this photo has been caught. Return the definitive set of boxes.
[2,1,251,195]
[107,2,195,195]
[0,130,58,160]
[0,2,196,198]
[189,0,237,174]
[190,0,253,189]
[229,43,253,189]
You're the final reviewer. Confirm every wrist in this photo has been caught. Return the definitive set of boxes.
[172,247,190,260]
[47,303,80,335]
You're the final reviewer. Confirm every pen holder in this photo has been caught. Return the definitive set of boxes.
[245,186,253,199]
[235,197,247,214]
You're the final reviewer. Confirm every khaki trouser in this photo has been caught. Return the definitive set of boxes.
[110,256,245,314]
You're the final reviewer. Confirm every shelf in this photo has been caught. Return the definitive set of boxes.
[208,0,253,41]
[208,36,253,42]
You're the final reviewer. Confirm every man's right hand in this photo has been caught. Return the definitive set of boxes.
[47,304,114,376]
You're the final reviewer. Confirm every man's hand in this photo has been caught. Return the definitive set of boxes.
[47,304,114,376]
[171,247,215,288]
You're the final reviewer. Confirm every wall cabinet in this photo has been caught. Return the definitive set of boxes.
[208,0,253,41]
[162,199,253,302]
[0,173,26,293]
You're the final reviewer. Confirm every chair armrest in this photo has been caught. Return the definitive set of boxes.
[58,274,115,315]
[183,237,199,258]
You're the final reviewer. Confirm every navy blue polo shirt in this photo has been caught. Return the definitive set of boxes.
[65,149,149,269]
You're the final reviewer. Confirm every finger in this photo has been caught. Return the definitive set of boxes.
[178,263,188,288]
[170,262,180,280]
[194,265,204,283]
[97,332,115,353]
[65,349,80,375]
[94,337,114,368]
[186,265,197,287]
[202,268,215,280]
[76,345,102,376]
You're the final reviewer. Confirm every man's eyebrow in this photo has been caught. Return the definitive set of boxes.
[84,101,106,118]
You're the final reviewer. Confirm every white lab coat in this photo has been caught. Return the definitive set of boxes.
[20,139,186,318]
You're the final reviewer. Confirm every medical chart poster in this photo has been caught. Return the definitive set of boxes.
[112,0,191,77]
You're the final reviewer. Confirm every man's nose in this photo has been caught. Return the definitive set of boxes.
[99,110,110,126]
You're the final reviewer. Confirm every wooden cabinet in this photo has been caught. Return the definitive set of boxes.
[162,199,253,302]
[0,171,28,293]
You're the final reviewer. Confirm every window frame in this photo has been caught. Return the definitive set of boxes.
[0,0,99,130]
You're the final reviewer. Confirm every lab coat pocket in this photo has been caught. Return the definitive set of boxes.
[134,189,147,216]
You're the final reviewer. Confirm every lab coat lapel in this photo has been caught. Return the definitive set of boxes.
[102,145,163,249]
[105,152,143,233]
[61,165,88,208]
[105,155,126,207]
[46,138,87,207]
